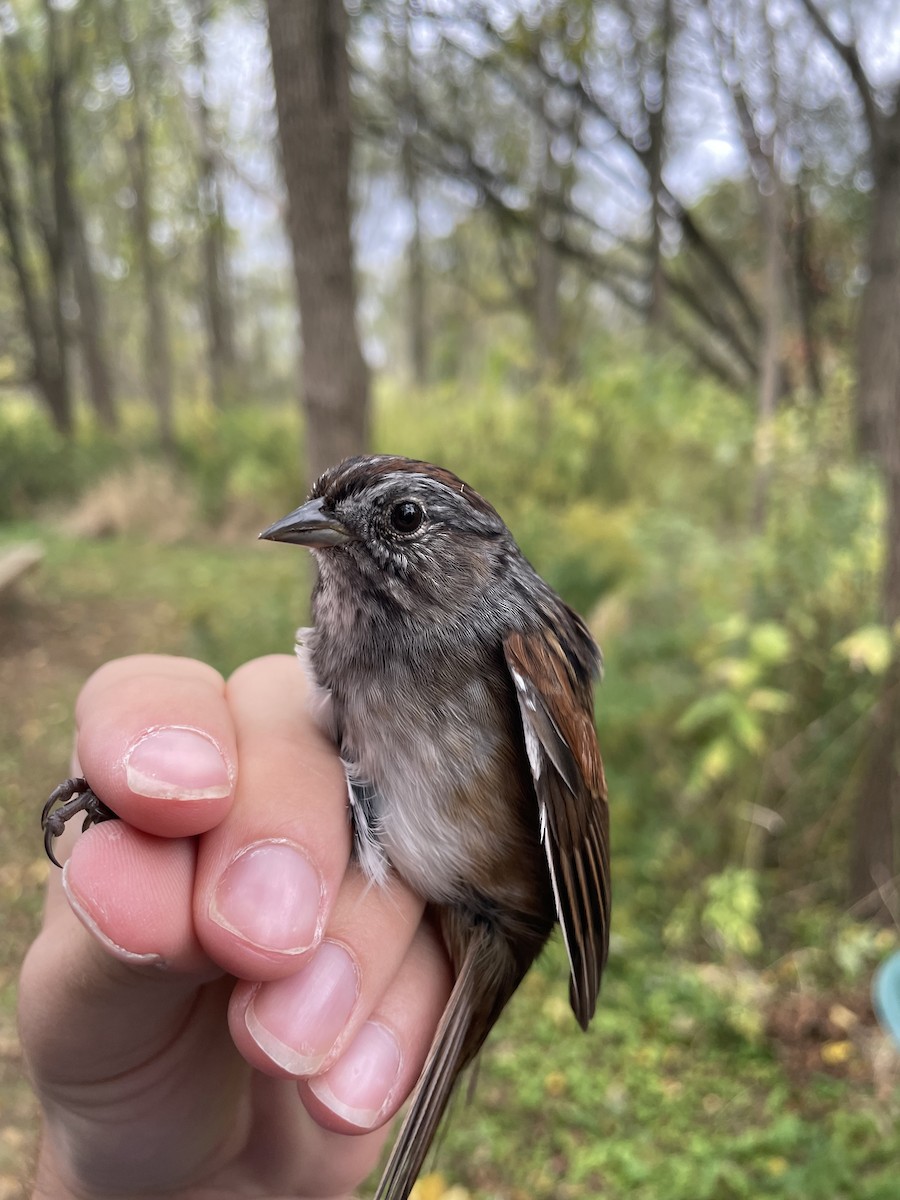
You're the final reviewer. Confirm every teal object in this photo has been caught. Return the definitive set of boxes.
[873,951,900,1049]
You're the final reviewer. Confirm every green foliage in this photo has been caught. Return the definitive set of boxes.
[835,624,898,676]
[0,396,124,520]
[774,908,897,992]
[675,616,794,799]
[665,867,764,961]
[0,395,304,529]
[175,403,304,524]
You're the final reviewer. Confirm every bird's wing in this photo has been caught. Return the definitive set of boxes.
[504,627,610,1028]
[344,768,391,888]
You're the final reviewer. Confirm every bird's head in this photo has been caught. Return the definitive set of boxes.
[260,455,513,619]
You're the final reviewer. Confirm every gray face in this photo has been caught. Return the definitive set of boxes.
[322,469,504,581]
[300,457,518,626]
[259,455,554,639]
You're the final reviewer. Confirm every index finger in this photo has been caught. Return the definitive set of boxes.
[73,654,238,841]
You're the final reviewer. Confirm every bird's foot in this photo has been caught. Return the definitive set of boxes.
[41,777,119,868]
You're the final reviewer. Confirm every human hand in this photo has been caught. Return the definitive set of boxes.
[20,654,452,1199]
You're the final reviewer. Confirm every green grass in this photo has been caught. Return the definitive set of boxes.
[435,943,896,1200]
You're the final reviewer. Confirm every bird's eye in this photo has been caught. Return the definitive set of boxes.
[389,500,425,534]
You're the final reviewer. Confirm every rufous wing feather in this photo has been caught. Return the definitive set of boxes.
[504,626,610,1028]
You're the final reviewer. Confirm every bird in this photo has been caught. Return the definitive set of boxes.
[258,454,610,1200]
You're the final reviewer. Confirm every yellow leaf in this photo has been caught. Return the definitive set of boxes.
[699,737,733,784]
[834,626,893,674]
[875,928,899,951]
[410,1174,447,1200]
[410,1181,469,1200]
[821,1040,853,1065]
[828,1004,858,1032]
[712,657,759,689]
[747,687,793,715]
[544,1070,567,1097]
[541,995,570,1027]
[749,623,792,664]
[766,1156,789,1177]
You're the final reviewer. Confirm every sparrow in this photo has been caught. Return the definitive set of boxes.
[259,455,610,1199]
[41,454,610,1200]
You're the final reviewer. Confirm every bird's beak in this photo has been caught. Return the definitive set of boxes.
[258,498,352,547]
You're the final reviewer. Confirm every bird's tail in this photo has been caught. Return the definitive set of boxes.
[374,921,496,1200]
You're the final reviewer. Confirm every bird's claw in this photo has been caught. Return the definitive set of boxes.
[41,777,119,867]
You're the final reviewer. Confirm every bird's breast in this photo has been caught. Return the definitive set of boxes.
[334,662,543,910]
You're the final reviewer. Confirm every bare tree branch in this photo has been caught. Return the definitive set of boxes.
[796,0,881,138]
[491,19,762,339]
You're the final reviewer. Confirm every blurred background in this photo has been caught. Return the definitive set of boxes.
[1,0,900,1196]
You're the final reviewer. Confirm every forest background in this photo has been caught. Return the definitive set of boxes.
[1,0,900,1197]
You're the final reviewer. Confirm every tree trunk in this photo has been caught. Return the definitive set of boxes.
[856,132,900,462]
[792,181,823,401]
[0,40,72,434]
[0,185,71,434]
[201,204,238,408]
[849,116,900,918]
[117,1,174,449]
[192,0,239,409]
[646,0,672,327]
[47,0,118,431]
[751,176,785,529]
[850,649,900,918]
[534,205,562,372]
[405,161,428,387]
[533,82,567,376]
[45,3,75,424]
[266,0,370,483]
[71,206,119,429]
[130,120,175,449]
[399,0,427,387]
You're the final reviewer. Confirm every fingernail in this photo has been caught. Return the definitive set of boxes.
[245,941,359,1075]
[125,726,232,801]
[307,1021,403,1129]
[210,840,323,954]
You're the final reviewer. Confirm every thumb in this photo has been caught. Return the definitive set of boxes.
[18,826,241,1195]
